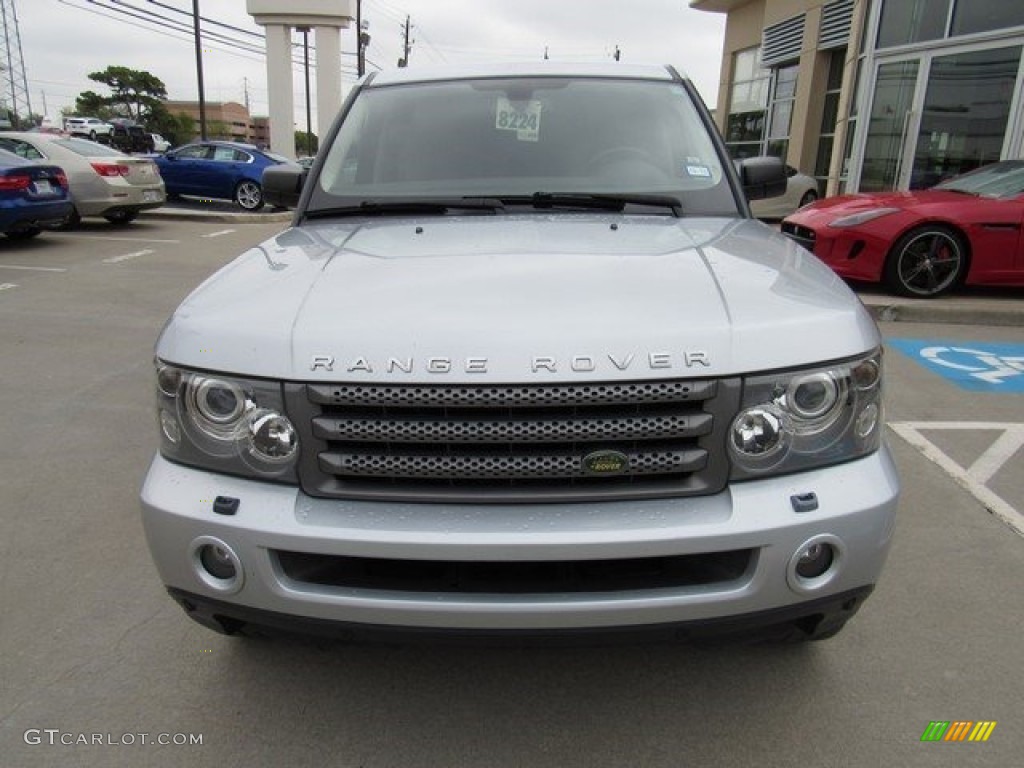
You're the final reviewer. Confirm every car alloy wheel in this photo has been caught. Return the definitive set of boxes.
[885,225,966,298]
[234,180,264,211]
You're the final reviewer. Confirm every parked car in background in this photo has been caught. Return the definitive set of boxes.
[750,165,818,219]
[0,132,165,226]
[109,119,154,154]
[154,140,293,210]
[782,159,1024,297]
[0,147,73,239]
[63,117,114,140]
[151,134,171,153]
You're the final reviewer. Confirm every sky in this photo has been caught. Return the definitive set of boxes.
[14,0,727,127]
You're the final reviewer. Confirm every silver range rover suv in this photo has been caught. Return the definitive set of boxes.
[141,62,899,643]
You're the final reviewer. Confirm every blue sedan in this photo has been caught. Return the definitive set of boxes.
[154,141,293,211]
[0,147,74,239]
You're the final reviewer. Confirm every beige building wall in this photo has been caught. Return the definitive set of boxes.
[694,0,867,195]
[164,101,267,144]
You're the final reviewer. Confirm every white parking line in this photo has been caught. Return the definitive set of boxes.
[890,421,1024,537]
[202,229,236,238]
[56,235,181,244]
[104,249,155,264]
[0,282,18,291]
[0,264,68,272]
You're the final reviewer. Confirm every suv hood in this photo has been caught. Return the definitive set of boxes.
[158,215,878,382]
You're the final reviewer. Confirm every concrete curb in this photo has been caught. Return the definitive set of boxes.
[860,297,1024,328]
[141,208,293,224]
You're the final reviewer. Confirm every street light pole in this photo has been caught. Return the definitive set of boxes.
[192,0,207,140]
[298,26,312,157]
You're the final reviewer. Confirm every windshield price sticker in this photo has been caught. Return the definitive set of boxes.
[496,97,542,142]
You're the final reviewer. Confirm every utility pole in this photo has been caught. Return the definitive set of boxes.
[398,15,411,68]
[298,27,312,157]
[355,0,367,78]
[192,0,207,140]
[243,77,250,113]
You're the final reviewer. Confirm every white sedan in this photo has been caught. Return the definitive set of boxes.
[0,132,165,226]
[751,165,819,219]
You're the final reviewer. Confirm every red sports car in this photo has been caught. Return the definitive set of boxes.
[782,160,1024,297]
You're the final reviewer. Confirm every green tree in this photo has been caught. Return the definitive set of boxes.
[72,91,117,121]
[295,130,318,157]
[146,104,196,146]
[206,120,232,139]
[76,66,168,123]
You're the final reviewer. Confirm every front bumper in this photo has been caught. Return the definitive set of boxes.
[782,220,893,283]
[140,446,899,634]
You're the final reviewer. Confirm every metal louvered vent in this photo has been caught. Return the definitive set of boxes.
[287,378,739,503]
[820,0,854,50]
[762,14,805,67]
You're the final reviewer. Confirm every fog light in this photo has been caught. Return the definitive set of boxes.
[199,544,237,580]
[788,535,843,593]
[796,542,834,578]
[190,537,243,593]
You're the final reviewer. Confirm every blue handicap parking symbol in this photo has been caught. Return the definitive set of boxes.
[889,339,1024,392]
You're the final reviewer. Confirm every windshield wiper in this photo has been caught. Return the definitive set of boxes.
[304,197,505,219]
[482,192,683,217]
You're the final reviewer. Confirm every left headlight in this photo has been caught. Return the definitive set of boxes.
[155,362,299,481]
[729,350,883,480]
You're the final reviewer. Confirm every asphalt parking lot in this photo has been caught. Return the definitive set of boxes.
[1,214,1022,767]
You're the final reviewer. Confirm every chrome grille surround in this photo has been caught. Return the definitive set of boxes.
[286,378,740,503]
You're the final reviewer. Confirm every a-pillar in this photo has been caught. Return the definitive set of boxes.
[315,25,342,140]
[265,23,295,158]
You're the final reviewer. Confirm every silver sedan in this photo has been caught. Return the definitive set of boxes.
[0,132,164,226]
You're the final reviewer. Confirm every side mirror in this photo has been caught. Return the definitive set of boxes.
[263,165,306,210]
[738,156,788,201]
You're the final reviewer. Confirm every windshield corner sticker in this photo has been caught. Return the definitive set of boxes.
[495,97,542,142]
[889,339,1024,392]
[685,164,711,178]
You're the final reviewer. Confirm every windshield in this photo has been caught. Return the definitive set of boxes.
[312,77,737,216]
[935,161,1024,198]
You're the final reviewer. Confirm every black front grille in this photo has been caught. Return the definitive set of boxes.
[781,221,816,252]
[274,549,754,593]
[287,378,738,503]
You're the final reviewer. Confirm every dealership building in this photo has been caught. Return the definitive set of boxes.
[691,0,1024,195]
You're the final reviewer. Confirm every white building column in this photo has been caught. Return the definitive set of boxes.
[265,23,295,157]
[315,25,342,140]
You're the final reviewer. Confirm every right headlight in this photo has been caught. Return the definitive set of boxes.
[155,362,299,482]
[729,350,883,480]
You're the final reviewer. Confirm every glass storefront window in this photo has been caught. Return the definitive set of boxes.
[816,49,846,183]
[951,1,1024,37]
[726,47,771,158]
[877,0,950,48]
[910,45,1022,188]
